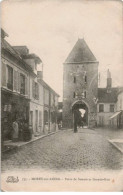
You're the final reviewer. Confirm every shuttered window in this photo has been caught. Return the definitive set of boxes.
[18,71,20,92]
[7,65,13,90]
[32,81,39,100]
[20,73,25,95]
[35,83,39,100]
[13,70,18,91]
[39,111,42,126]
[2,62,6,87]
[32,80,35,98]
[25,77,28,95]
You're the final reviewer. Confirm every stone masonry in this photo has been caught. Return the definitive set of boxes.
[63,39,99,128]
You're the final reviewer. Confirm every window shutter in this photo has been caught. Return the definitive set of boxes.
[16,71,18,91]
[37,84,39,99]
[32,80,35,98]
[18,72,20,92]
[39,111,42,126]
[13,70,17,91]
[25,77,28,95]
[2,62,6,87]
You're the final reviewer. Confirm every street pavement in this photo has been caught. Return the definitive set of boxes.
[93,127,123,140]
[93,127,123,153]
[1,128,123,172]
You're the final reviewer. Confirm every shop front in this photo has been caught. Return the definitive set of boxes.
[1,89,30,141]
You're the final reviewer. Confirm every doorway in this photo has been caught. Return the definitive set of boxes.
[72,100,88,129]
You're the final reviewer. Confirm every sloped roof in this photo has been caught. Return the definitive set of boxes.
[98,88,118,103]
[65,39,97,63]
[1,38,35,74]
[22,54,42,64]
[117,86,123,95]
[1,29,8,38]
[38,79,60,97]
[1,38,21,57]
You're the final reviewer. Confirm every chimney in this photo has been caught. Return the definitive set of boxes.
[12,46,29,55]
[107,69,112,91]
[37,71,43,80]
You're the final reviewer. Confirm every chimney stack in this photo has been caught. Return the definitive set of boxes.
[107,69,112,91]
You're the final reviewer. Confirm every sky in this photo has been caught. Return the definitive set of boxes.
[1,0,123,101]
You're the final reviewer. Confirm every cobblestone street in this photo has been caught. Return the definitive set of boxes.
[2,129,123,172]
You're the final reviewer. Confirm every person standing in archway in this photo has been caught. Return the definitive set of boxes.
[73,109,80,133]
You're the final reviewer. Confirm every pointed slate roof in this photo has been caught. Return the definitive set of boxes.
[65,39,97,63]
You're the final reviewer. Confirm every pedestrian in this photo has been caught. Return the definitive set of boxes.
[81,120,84,128]
[18,119,23,141]
[74,120,77,133]
[73,110,78,133]
[12,118,19,142]
[23,120,30,141]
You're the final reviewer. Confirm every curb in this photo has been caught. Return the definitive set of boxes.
[2,130,60,154]
[108,139,123,154]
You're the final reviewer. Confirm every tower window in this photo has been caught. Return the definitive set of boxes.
[82,90,86,98]
[73,76,76,83]
[84,91,86,98]
[85,75,87,83]
[73,92,76,98]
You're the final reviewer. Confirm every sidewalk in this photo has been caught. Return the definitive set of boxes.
[2,130,60,154]
[93,127,123,153]
[108,139,123,153]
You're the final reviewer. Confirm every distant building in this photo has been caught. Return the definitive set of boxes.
[109,89,123,129]
[97,70,118,127]
[38,78,59,134]
[63,38,98,128]
[57,102,63,128]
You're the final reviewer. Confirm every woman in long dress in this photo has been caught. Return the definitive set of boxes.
[12,119,19,142]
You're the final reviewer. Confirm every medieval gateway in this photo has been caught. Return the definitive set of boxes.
[62,39,123,129]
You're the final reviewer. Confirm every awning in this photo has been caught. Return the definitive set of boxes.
[110,111,121,120]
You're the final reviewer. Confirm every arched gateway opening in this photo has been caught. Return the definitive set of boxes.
[72,100,89,131]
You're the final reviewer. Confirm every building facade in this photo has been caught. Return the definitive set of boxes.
[97,70,117,127]
[97,70,123,129]
[63,39,98,128]
[109,90,123,129]
[13,46,44,136]
[38,79,59,134]
[1,29,33,141]
[1,29,59,143]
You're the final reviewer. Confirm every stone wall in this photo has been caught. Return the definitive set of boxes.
[63,62,98,128]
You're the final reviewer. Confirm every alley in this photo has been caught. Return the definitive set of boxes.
[2,129,123,172]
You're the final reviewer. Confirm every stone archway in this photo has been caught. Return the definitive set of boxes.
[72,100,89,129]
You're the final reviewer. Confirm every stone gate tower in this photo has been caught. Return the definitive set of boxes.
[63,39,99,128]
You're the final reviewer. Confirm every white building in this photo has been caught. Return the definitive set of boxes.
[97,69,123,129]
[110,90,123,129]
[97,70,118,127]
